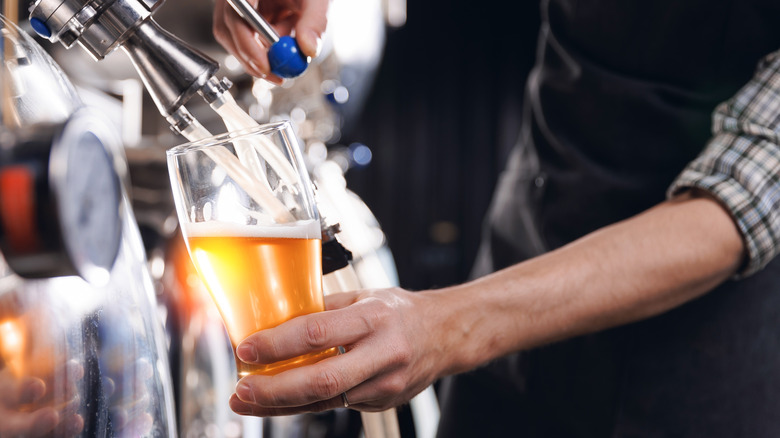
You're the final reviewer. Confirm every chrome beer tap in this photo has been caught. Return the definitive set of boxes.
[28,0,232,134]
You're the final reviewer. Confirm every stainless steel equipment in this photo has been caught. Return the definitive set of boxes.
[0,14,176,437]
[29,0,229,134]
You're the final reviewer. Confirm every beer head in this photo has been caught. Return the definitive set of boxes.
[183,219,321,240]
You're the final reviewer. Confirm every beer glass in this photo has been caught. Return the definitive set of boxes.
[167,121,336,377]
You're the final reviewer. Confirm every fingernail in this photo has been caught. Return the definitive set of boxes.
[299,31,321,58]
[267,74,284,86]
[236,381,256,403]
[237,343,258,362]
[313,36,323,58]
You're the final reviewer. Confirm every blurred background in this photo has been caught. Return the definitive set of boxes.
[339,0,539,290]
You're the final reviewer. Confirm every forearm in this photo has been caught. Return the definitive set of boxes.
[430,191,746,376]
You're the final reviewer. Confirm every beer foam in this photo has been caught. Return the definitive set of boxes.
[185,219,321,239]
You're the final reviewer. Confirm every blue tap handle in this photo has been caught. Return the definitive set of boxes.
[268,36,309,78]
[225,0,309,78]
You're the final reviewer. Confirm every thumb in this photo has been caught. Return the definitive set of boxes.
[294,0,329,58]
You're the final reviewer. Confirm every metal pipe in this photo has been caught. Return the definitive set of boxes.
[224,0,279,45]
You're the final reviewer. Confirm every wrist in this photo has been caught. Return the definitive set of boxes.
[422,280,525,376]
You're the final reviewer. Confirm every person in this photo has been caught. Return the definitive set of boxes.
[213,0,780,435]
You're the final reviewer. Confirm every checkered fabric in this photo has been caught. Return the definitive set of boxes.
[668,51,780,277]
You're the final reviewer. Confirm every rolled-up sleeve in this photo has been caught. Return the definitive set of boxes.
[668,51,780,278]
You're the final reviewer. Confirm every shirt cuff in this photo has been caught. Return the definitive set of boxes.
[667,132,779,278]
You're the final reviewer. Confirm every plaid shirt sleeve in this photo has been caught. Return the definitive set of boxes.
[668,50,780,278]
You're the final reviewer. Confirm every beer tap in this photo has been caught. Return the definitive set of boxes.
[28,0,232,134]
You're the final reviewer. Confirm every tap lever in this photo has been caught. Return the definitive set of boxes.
[225,0,279,44]
[224,0,309,78]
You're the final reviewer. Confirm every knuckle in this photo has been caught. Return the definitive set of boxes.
[260,382,292,407]
[391,338,413,366]
[265,388,286,406]
[359,299,392,331]
[303,318,329,349]
[260,333,282,361]
[309,368,342,399]
[377,374,406,396]
[374,302,394,322]
[263,393,285,408]
[245,378,277,405]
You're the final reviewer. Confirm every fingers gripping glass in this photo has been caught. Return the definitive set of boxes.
[167,121,337,377]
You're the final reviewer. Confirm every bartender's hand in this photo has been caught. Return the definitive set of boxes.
[229,288,452,414]
[228,191,746,416]
[213,0,329,84]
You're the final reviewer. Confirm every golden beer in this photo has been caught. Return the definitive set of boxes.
[185,220,337,376]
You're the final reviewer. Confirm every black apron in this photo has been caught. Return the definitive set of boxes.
[437,0,780,436]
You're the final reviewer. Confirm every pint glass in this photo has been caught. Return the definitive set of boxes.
[167,121,336,377]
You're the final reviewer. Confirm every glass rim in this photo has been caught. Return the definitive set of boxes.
[166,120,291,156]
